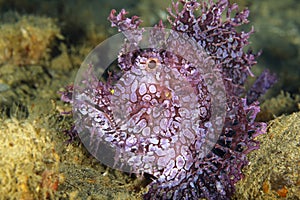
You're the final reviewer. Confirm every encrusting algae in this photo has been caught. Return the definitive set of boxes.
[0,118,60,199]
[258,91,300,121]
[0,14,63,66]
[233,112,300,200]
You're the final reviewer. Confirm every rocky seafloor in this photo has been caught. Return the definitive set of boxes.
[0,0,299,199]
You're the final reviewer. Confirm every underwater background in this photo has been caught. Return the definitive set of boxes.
[0,0,299,199]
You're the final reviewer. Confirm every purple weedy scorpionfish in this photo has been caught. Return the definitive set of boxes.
[60,0,277,199]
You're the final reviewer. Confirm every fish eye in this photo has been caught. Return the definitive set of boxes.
[146,58,159,70]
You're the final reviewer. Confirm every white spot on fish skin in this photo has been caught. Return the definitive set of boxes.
[171,135,178,143]
[152,107,162,119]
[183,128,195,142]
[156,91,161,98]
[149,137,159,144]
[155,148,167,156]
[130,92,137,102]
[175,169,186,183]
[184,154,193,171]
[176,155,185,169]
[79,104,88,115]
[142,126,150,137]
[163,99,171,108]
[160,138,170,149]
[164,109,171,118]
[153,126,160,134]
[124,74,136,86]
[155,72,161,81]
[167,168,178,181]
[180,136,186,144]
[168,148,176,157]
[126,135,137,147]
[180,145,189,156]
[158,156,170,170]
[147,107,154,115]
[131,65,143,75]
[142,155,155,163]
[160,118,168,131]
[142,94,152,102]
[131,79,138,93]
[133,119,147,133]
[164,160,175,176]
[178,107,190,118]
[148,144,155,152]
[150,98,158,106]
[139,83,147,96]
[149,84,157,93]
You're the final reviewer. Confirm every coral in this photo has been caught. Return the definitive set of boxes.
[0,119,60,199]
[0,14,63,66]
[233,111,300,200]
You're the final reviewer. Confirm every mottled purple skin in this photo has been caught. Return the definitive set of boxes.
[61,1,271,200]
[108,1,266,199]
